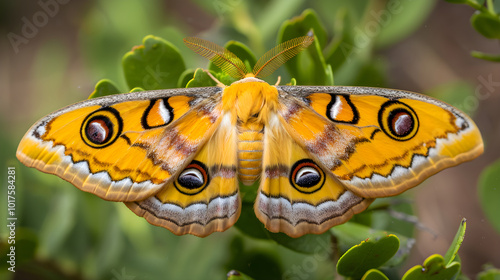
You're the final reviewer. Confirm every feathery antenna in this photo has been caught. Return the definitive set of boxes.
[253,32,314,78]
[184,31,314,80]
[184,37,248,79]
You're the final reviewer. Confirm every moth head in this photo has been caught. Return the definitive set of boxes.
[183,31,314,81]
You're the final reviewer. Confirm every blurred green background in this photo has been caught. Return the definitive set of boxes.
[1,0,500,279]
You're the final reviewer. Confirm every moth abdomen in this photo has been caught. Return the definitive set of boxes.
[237,120,264,185]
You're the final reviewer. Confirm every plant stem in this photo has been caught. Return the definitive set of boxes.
[486,0,495,13]
[466,0,490,14]
[471,50,500,62]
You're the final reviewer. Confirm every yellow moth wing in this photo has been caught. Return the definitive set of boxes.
[126,112,241,237]
[277,86,483,198]
[17,88,223,202]
[255,112,372,237]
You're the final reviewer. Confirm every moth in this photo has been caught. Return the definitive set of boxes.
[17,34,483,237]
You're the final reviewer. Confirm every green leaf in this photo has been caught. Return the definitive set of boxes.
[337,234,400,279]
[443,219,467,266]
[352,58,388,87]
[227,270,256,280]
[79,0,167,87]
[362,269,390,280]
[445,0,469,3]
[402,254,461,280]
[278,9,327,49]
[279,31,330,85]
[122,35,186,90]
[89,79,121,99]
[239,181,259,204]
[375,0,436,48]
[325,9,354,74]
[278,9,330,85]
[225,238,283,280]
[477,265,500,280]
[178,69,196,88]
[303,33,331,85]
[237,251,283,280]
[478,159,500,233]
[185,68,217,88]
[129,87,145,92]
[331,221,414,267]
[234,202,269,240]
[267,231,332,254]
[471,11,500,39]
[215,72,238,86]
[471,50,500,62]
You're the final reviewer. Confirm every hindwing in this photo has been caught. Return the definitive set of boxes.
[126,113,241,237]
[255,112,373,237]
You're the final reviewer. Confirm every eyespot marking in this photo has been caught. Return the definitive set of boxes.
[290,159,325,194]
[379,101,419,141]
[391,111,413,136]
[295,166,321,188]
[178,168,204,189]
[86,118,111,144]
[81,107,122,148]
[174,160,210,195]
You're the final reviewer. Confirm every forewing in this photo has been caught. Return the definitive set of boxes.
[17,88,223,201]
[276,86,483,198]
